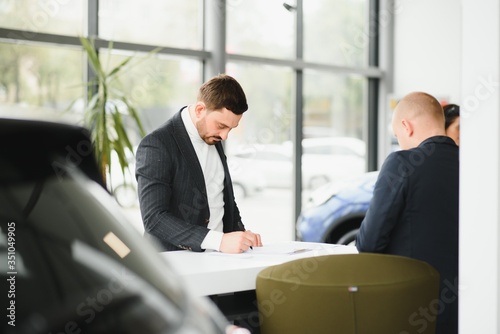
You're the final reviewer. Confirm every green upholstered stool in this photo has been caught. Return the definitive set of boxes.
[256,253,440,334]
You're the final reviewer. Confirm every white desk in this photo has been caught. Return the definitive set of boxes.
[161,241,358,297]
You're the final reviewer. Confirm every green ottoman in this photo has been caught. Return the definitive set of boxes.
[256,253,440,334]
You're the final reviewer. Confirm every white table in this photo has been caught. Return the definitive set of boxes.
[161,241,358,331]
[161,241,358,297]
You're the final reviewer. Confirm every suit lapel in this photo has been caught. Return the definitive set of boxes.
[215,142,231,190]
[171,109,207,194]
[215,142,235,222]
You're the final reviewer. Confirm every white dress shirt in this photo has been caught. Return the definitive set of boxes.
[181,106,225,251]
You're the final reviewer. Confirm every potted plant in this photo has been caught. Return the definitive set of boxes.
[74,36,157,193]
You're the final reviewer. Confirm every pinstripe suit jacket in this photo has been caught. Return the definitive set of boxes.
[135,107,245,252]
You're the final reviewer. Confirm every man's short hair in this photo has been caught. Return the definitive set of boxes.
[198,74,248,115]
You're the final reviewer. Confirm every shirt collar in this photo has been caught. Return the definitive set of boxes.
[181,105,205,144]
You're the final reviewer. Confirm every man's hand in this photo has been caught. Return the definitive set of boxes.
[226,325,251,334]
[219,230,262,253]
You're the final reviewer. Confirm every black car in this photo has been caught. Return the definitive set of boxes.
[0,118,231,334]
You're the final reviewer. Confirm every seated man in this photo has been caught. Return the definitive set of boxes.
[356,92,459,334]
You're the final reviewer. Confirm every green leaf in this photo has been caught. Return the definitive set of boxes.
[72,36,156,191]
[107,56,134,79]
[79,36,105,79]
[124,99,146,137]
[112,105,134,152]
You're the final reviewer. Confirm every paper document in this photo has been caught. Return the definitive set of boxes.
[207,242,351,258]
[207,245,310,258]
[248,245,313,255]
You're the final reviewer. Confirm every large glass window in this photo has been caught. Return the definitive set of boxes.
[225,62,295,242]
[303,70,367,139]
[99,0,203,49]
[226,0,295,59]
[0,0,84,36]
[0,42,82,119]
[304,0,369,67]
[97,50,202,136]
[0,0,379,243]
[302,70,367,191]
[295,71,368,246]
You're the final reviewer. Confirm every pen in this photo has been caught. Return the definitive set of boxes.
[289,248,311,255]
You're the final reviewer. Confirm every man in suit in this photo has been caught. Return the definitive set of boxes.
[136,74,262,253]
[356,92,459,334]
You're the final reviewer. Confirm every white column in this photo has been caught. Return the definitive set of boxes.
[460,0,500,332]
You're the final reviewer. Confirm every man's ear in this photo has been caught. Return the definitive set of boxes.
[401,119,414,137]
[194,102,205,117]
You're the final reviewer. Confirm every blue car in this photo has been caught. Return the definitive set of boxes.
[296,171,379,245]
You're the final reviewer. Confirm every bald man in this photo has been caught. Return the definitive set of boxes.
[356,92,459,334]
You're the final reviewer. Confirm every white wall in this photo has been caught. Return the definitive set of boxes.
[393,0,462,104]
[460,0,500,332]
[378,0,462,163]
[392,0,500,332]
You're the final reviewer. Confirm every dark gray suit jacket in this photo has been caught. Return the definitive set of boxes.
[135,108,245,252]
[356,136,459,334]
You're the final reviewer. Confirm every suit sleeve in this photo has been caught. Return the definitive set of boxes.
[135,133,209,252]
[356,153,407,253]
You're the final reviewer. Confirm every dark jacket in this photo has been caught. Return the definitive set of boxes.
[135,108,244,252]
[356,136,459,334]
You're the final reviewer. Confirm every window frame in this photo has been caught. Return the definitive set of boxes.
[0,0,384,234]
